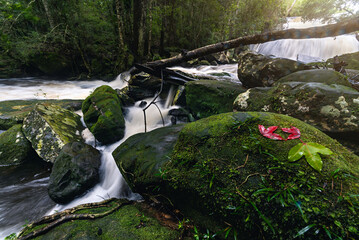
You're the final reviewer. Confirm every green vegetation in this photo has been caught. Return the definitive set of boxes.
[1,0,357,79]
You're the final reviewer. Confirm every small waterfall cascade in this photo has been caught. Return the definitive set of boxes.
[251,17,359,63]
[0,71,178,238]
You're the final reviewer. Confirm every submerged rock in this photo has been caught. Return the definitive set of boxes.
[237,51,312,88]
[48,142,101,204]
[22,104,83,163]
[114,112,359,239]
[0,124,33,166]
[82,85,125,145]
[185,80,246,119]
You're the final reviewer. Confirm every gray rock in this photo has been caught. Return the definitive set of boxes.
[48,142,101,204]
[22,104,84,163]
[237,51,312,88]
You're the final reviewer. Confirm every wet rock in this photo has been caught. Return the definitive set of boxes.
[0,124,33,166]
[237,51,312,88]
[48,142,101,204]
[22,104,84,163]
[168,108,191,123]
[115,112,359,239]
[82,85,125,145]
[112,124,185,193]
[185,80,246,119]
[116,88,135,107]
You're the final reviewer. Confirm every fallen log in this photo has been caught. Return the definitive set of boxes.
[145,18,359,69]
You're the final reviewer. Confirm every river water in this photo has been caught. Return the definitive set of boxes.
[1,19,358,238]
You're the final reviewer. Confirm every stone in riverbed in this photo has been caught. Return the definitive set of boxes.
[114,112,359,239]
[185,79,246,119]
[237,51,312,88]
[0,124,34,166]
[82,85,125,145]
[22,104,84,163]
[48,141,101,204]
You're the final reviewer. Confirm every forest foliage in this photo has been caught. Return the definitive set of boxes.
[0,0,358,79]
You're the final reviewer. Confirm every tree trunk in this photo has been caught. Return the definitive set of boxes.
[133,0,144,57]
[286,0,297,17]
[41,0,55,29]
[145,18,359,69]
[115,0,125,50]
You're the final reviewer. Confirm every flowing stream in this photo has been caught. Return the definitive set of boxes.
[0,65,240,238]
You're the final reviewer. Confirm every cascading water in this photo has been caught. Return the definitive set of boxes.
[0,72,178,239]
[251,17,359,63]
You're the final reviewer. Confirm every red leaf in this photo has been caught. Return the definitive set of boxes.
[281,127,301,140]
[258,125,284,140]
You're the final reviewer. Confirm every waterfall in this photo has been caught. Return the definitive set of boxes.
[251,17,359,63]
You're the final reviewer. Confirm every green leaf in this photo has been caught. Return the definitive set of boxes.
[288,142,333,172]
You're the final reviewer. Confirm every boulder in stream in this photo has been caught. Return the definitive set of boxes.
[22,103,84,163]
[82,85,125,145]
[0,124,34,166]
[113,112,359,239]
[233,70,359,153]
[326,51,359,71]
[237,51,312,88]
[185,79,246,119]
[48,141,101,204]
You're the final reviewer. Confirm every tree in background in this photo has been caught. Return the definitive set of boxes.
[0,0,357,79]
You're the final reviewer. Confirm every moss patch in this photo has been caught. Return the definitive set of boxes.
[163,112,359,239]
[19,199,182,240]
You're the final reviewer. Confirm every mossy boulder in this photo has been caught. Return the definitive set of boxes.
[114,112,359,239]
[82,85,125,144]
[0,100,82,130]
[237,51,312,88]
[113,124,185,193]
[0,124,33,166]
[233,82,359,138]
[185,80,246,119]
[48,142,101,204]
[22,104,84,163]
[18,199,182,240]
[326,51,359,70]
[275,69,351,87]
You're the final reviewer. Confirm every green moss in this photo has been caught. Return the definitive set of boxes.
[163,112,359,239]
[20,199,181,240]
[185,80,246,119]
[82,85,125,144]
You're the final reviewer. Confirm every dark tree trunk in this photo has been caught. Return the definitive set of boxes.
[145,18,359,69]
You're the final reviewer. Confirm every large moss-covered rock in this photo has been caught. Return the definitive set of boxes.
[0,100,82,130]
[237,51,312,88]
[326,51,359,70]
[22,104,83,163]
[48,142,101,204]
[113,124,185,193]
[115,112,359,239]
[18,199,182,240]
[185,80,246,119]
[275,69,351,87]
[82,85,125,144]
[0,124,33,166]
[233,82,359,136]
